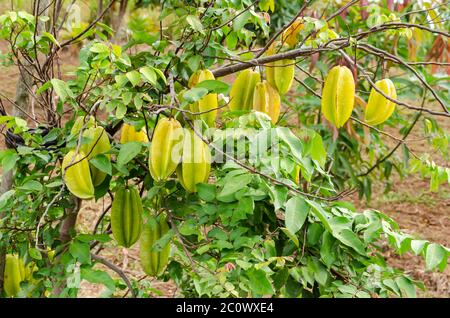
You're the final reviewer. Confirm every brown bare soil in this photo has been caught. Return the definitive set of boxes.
[0,38,448,298]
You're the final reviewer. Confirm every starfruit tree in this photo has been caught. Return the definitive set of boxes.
[0,0,449,298]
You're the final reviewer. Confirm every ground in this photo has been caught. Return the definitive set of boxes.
[0,37,449,298]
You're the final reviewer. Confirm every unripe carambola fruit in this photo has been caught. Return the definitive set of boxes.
[111,186,143,248]
[229,69,261,111]
[149,118,184,182]
[140,215,171,277]
[321,65,355,128]
[120,123,149,143]
[62,150,95,199]
[281,18,304,48]
[265,42,295,95]
[188,69,218,127]
[80,126,111,186]
[364,78,397,126]
[252,80,281,124]
[4,254,22,297]
[177,130,211,193]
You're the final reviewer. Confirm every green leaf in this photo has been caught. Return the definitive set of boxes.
[51,79,74,102]
[186,15,204,34]
[285,196,309,234]
[196,80,230,95]
[117,142,142,166]
[90,42,109,53]
[411,240,428,256]
[140,66,157,85]
[19,180,43,192]
[395,276,416,298]
[126,70,141,87]
[152,67,167,85]
[28,247,42,260]
[246,268,274,296]
[334,229,366,255]
[425,243,446,271]
[69,240,91,264]
[81,267,115,291]
[42,31,60,47]
[197,183,216,202]
[1,150,18,173]
[115,74,128,87]
[280,227,299,247]
[305,200,331,232]
[307,132,327,168]
[183,87,208,103]
[115,103,127,119]
[90,154,112,175]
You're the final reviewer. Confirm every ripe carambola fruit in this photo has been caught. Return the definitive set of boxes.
[62,150,95,199]
[4,254,22,297]
[80,126,111,186]
[265,42,295,95]
[177,130,211,193]
[364,78,397,126]
[140,215,171,277]
[111,186,143,248]
[229,69,261,111]
[252,80,281,124]
[188,69,218,127]
[281,18,304,48]
[149,117,184,182]
[321,65,355,128]
[120,123,149,143]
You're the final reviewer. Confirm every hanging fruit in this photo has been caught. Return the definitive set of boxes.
[321,65,355,128]
[265,42,295,95]
[281,18,304,48]
[149,117,184,182]
[140,215,171,277]
[229,69,261,111]
[188,69,218,127]
[80,126,111,186]
[252,80,281,124]
[120,123,149,143]
[111,186,143,248]
[177,129,211,193]
[4,254,22,297]
[364,78,397,126]
[62,150,95,199]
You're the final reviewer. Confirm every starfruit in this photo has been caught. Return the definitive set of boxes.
[265,42,295,95]
[364,78,397,126]
[62,150,95,199]
[120,123,149,143]
[111,186,143,248]
[149,117,184,182]
[188,69,217,127]
[177,129,211,193]
[321,65,355,128]
[140,215,171,277]
[252,80,281,124]
[4,254,22,297]
[281,18,304,48]
[80,126,111,186]
[229,69,261,111]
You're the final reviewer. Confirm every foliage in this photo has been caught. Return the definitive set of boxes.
[0,0,449,298]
